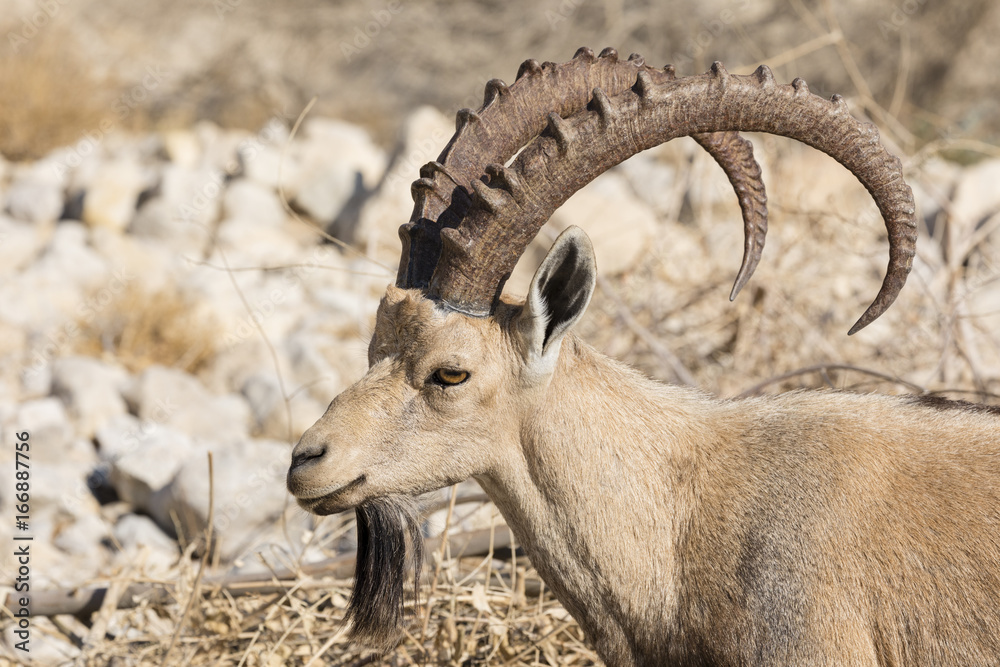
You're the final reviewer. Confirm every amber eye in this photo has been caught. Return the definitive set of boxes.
[432,369,469,386]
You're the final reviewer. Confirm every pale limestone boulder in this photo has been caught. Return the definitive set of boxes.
[0,215,46,277]
[122,365,251,446]
[112,513,179,573]
[222,178,287,227]
[356,106,453,261]
[97,413,200,513]
[213,216,301,267]
[52,513,109,557]
[162,129,202,168]
[81,159,149,232]
[240,142,286,189]
[241,372,326,440]
[290,118,387,225]
[15,397,73,457]
[151,438,292,561]
[4,164,64,224]
[950,158,1000,231]
[506,171,659,297]
[129,163,221,254]
[34,222,111,292]
[51,356,129,438]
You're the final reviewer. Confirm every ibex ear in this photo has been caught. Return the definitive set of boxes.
[517,226,597,364]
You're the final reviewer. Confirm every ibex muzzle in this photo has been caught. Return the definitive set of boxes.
[287,48,1000,665]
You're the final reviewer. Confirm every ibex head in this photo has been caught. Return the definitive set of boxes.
[287,47,917,649]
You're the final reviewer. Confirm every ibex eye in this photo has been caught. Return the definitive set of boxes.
[432,369,469,386]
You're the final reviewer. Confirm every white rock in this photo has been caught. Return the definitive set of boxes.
[82,159,149,232]
[33,221,111,291]
[240,142,287,189]
[506,172,659,297]
[356,106,452,258]
[0,215,47,277]
[241,373,283,430]
[0,223,110,331]
[152,438,292,561]
[617,151,681,216]
[130,197,212,257]
[123,365,251,445]
[19,361,53,400]
[951,158,1000,230]
[129,164,221,254]
[4,168,64,224]
[198,338,278,397]
[241,372,326,440]
[15,398,73,458]
[30,459,99,517]
[290,118,387,224]
[909,157,960,229]
[162,129,202,168]
[214,217,301,266]
[222,178,287,227]
[292,162,361,224]
[51,356,128,438]
[113,513,178,569]
[195,120,248,173]
[53,512,109,557]
[299,117,386,185]
[97,414,200,512]
[88,226,171,294]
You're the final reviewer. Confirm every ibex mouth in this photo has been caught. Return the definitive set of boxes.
[296,474,367,515]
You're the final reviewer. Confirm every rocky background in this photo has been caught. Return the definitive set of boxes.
[0,1,998,665]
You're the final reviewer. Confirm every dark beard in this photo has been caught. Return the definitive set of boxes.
[347,495,424,650]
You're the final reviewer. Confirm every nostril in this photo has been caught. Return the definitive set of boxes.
[290,444,327,470]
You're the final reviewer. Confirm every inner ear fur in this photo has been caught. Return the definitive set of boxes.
[519,226,597,356]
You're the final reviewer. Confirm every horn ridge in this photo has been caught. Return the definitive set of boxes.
[396,48,768,295]
[427,66,916,333]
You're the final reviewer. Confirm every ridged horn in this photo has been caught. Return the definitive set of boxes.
[427,62,916,335]
[397,48,770,300]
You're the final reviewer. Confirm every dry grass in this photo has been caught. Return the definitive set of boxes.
[25,508,601,666]
[0,24,118,161]
[72,283,220,374]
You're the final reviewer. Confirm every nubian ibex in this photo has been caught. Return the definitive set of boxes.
[287,48,1000,665]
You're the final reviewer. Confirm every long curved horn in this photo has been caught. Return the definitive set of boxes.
[398,47,768,299]
[427,61,916,335]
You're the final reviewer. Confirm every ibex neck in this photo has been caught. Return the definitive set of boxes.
[477,337,729,664]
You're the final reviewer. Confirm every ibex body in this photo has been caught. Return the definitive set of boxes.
[287,48,1000,665]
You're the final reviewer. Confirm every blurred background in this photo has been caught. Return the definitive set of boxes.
[2,0,1000,156]
[1,1,998,665]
